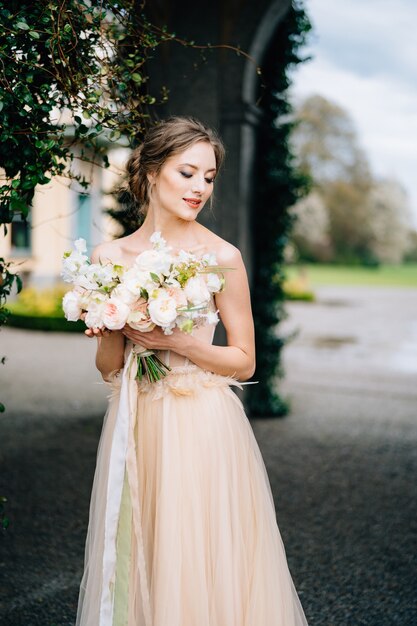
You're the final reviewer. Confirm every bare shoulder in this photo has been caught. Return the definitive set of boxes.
[197,225,243,267]
[90,238,124,264]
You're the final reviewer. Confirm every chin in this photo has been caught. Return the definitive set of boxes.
[182,212,200,222]
[177,207,203,222]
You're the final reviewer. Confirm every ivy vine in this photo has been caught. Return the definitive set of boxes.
[247,1,312,417]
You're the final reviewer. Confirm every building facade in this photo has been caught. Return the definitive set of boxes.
[1,0,292,288]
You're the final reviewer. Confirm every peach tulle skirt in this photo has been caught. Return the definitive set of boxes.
[75,347,308,626]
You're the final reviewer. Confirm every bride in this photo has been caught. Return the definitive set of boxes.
[75,116,308,626]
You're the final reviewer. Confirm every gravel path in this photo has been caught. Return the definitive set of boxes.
[1,286,416,625]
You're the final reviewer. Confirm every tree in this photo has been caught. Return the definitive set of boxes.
[291,190,332,261]
[290,94,412,265]
[367,179,412,263]
[291,94,371,188]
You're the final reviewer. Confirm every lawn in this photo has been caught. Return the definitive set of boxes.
[285,263,417,288]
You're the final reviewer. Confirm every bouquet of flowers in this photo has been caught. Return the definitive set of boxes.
[61,232,225,382]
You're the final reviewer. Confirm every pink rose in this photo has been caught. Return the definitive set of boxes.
[127,297,155,332]
[102,298,130,330]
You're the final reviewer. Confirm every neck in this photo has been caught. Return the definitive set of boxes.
[139,205,199,248]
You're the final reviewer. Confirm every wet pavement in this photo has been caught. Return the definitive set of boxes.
[0,285,416,625]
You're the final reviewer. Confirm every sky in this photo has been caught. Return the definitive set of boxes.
[289,0,417,226]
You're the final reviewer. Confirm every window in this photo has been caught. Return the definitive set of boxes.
[11,214,31,255]
[75,193,91,244]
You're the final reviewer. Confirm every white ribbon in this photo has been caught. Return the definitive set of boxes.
[99,344,152,626]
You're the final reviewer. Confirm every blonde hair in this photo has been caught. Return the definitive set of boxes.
[126,116,225,214]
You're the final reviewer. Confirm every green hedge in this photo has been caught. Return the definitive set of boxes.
[6,312,86,333]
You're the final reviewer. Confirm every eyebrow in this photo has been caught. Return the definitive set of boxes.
[179,163,217,173]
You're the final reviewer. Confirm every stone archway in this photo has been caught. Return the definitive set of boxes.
[147,0,292,283]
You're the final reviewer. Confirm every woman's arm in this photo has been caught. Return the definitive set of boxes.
[121,246,256,381]
[95,331,126,381]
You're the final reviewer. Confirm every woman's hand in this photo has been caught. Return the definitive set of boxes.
[84,326,112,338]
[121,324,190,355]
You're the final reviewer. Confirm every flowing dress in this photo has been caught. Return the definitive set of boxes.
[75,301,308,626]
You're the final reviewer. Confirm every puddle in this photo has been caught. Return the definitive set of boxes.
[319,299,356,308]
[313,336,358,349]
[387,321,417,373]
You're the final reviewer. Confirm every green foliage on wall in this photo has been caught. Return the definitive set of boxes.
[0,0,173,223]
[247,1,312,417]
[0,0,174,412]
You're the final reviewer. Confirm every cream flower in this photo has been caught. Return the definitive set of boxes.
[123,267,158,296]
[184,276,211,306]
[201,252,217,266]
[206,272,222,293]
[206,310,220,325]
[61,239,90,283]
[149,231,168,250]
[62,290,82,322]
[148,291,177,327]
[134,249,172,277]
[112,283,138,305]
[84,301,106,328]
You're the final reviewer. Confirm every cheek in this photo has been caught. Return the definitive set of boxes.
[160,172,186,197]
[206,185,214,198]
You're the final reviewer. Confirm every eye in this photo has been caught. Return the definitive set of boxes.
[205,177,215,184]
[180,171,192,179]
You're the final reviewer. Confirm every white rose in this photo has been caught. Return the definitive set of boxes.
[134,249,172,276]
[112,283,138,305]
[84,302,106,328]
[206,272,222,293]
[102,297,130,330]
[184,276,211,306]
[123,267,158,296]
[62,290,83,322]
[148,292,178,327]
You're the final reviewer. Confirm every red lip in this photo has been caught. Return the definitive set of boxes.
[183,198,202,207]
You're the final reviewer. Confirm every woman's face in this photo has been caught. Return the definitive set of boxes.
[148,140,217,221]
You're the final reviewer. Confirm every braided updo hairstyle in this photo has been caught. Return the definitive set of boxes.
[126,116,225,215]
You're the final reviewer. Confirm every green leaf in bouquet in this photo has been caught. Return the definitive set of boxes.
[177,303,207,313]
[113,264,124,275]
[150,272,160,283]
[178,318,193,333]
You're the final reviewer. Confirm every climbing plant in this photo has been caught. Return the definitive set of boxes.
[0,0,175,224]
[248,1,312,417]
[0,0,177,412]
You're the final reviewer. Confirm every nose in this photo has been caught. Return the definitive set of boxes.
[191,176,206,194]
